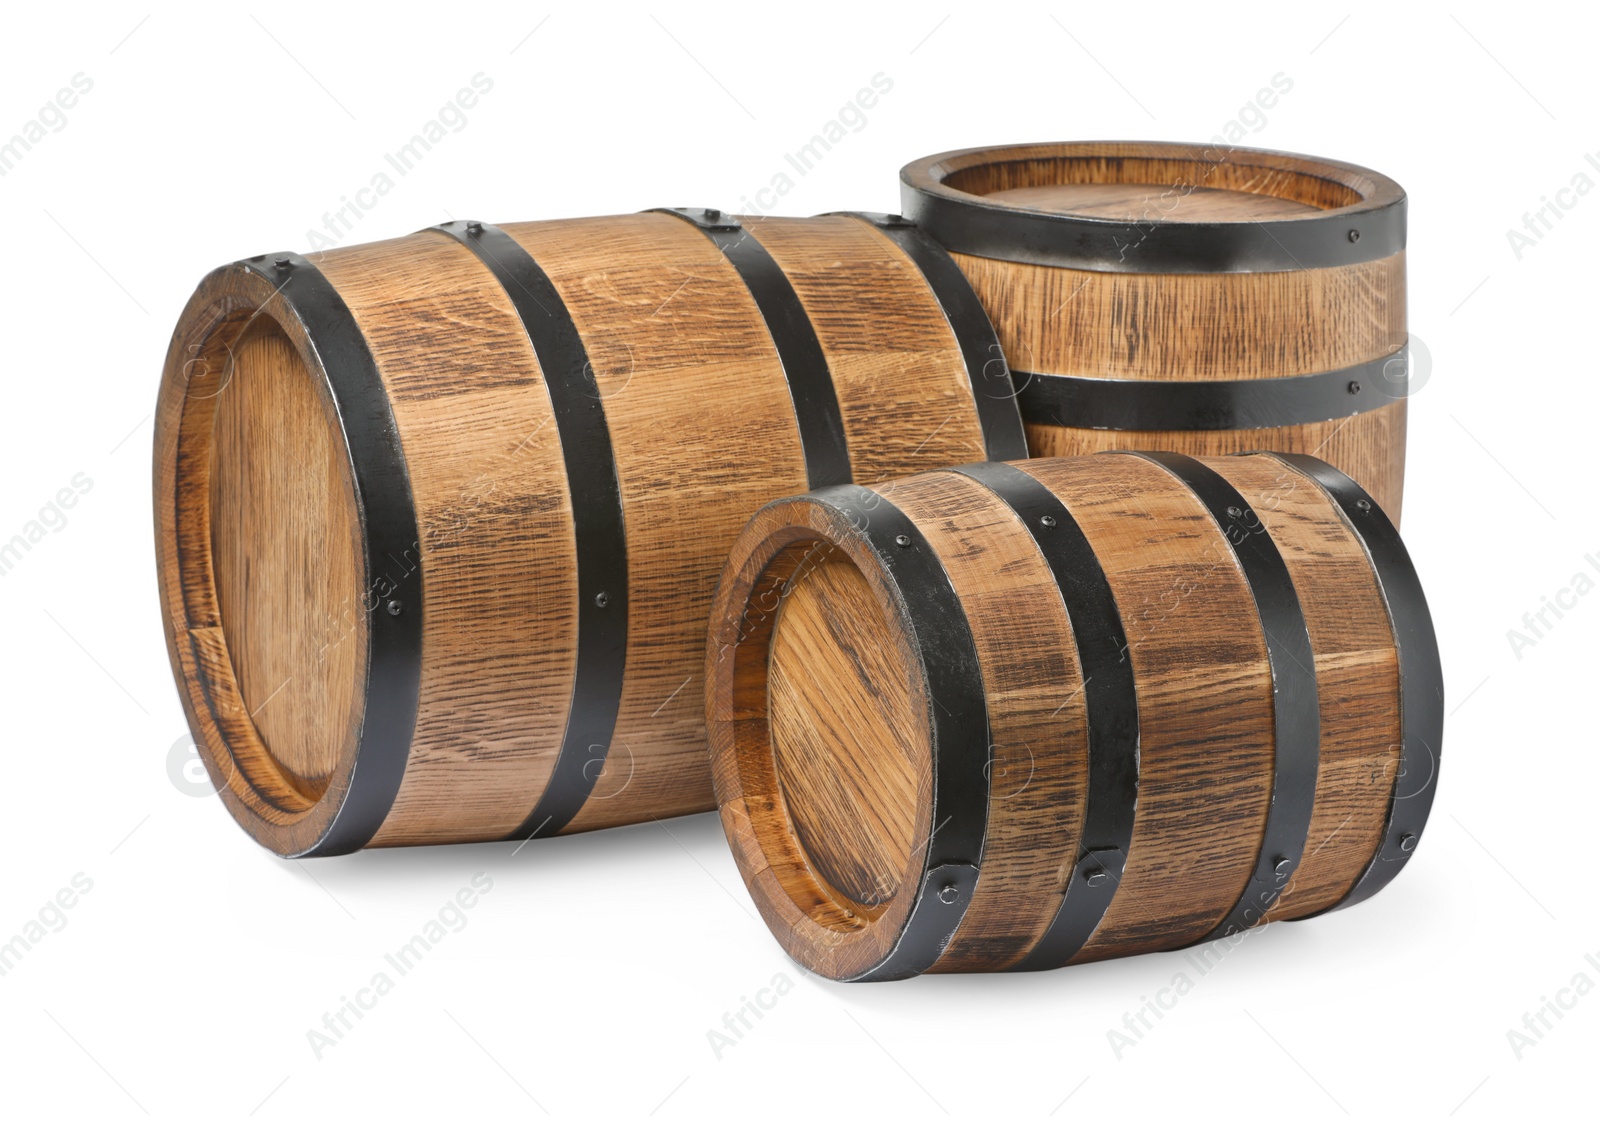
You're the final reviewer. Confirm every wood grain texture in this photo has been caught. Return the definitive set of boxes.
[743,215,988,483]
[156,212,999,854]
[963,252,1407,382]
[1211,454,1402,920]
[769,554,922,910]
[708,452,1418,977]
[970,247,1407,520]
[155,271,369,856]
[1023,402,1408,529]
[923,142,1391,211]
[909,141,1410,521]
[313,231,580,846]
[708,505,933,982]
[987,183,1325,221]
[1024,454,1275,961]
[875,471,1087,973]
[209,321,365,792]
[502,213,809,832]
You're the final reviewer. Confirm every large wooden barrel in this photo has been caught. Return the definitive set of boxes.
[154,210,1027,857]
[900,142,1412,519]
[707,451,1441,980]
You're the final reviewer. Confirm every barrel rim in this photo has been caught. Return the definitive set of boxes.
[707,496,938,981]
[808,485,992,981]
[1262,453,1443,915]
[899,140,1407,274]
[153,253,422,858]
[708,486,997,982]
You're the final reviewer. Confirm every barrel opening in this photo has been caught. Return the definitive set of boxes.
[921,142,1396,223]
[718,518,933,945]
[164,288,368,826]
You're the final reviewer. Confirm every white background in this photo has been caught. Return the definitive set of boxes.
[0,1,1592,1125]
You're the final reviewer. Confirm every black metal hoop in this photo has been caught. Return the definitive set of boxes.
[900,142,1407,275]
[1131,452,1321,940]
[951,462,1140,971]
[831,212,1029,461]
[432,221,630,841]
[236,251,424,857]
[1015,345,1410,432]
[653,207,853,488]
[1263,453,1443,915]
[806,484,992,982]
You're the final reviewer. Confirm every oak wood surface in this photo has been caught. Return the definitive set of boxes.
[987,183,1325,221]
[709,451,1412,977]
[1023,454,1274,961]
[155,271,370,856]
[316,231,581,846]
[500,213,808,834]
[745,216,988,484]
[965,252,1408,382]
[208,322,365,794]
[876,471,1088,973]
[768,553,922,911]
[916,142,1397,213]
[1216,454,1401,920]
[1022,403,1408,531]
[709,505,933,981]
[906,141,1411,520]
[156,213,1001,854]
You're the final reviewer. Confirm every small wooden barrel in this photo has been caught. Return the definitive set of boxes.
[900,142,1412,519]
[708,451,1441,980]
[154,210,1027,857]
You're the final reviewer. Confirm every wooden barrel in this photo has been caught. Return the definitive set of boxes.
[707,451,1441,980]
[899,142,1412,519]
[154,210,1027,857]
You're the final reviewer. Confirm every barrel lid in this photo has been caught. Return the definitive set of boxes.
[900,141,1406,274]
[154,253,421,858]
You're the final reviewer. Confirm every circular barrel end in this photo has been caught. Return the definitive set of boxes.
[899,140,1406,273]
[154,261,372,857]
[707,496,934,981]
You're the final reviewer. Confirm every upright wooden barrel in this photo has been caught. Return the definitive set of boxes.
[708,451,1441,980]
[154,209,1027,857]
[900,142,1412,519]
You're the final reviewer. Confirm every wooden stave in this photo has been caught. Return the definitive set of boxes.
[708,451,1434,978]
[154,212,1022,856]
[899,141,1411,520]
